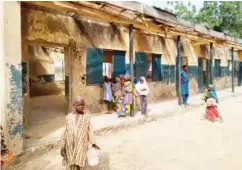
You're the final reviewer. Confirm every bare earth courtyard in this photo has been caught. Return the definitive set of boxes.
[7,95,242,170]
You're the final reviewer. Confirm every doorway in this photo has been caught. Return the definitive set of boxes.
[23,44,69,147]
[198,58,208,92]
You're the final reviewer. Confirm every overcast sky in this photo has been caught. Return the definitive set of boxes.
[139,1,204,11]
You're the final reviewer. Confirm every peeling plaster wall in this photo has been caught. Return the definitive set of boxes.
[21,8,235,114]
[22,8,177,113]
[28,45,65,96]
[22,8,131,113]
[2,2,23,154]
[214,76,232,91]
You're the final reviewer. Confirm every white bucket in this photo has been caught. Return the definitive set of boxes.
[87,147,101,166]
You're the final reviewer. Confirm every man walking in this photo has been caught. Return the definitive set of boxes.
[181,65,189,106]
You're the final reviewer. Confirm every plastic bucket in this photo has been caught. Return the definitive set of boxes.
[87,147,100,166]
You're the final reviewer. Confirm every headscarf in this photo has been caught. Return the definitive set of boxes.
[135,76,149,96]
[113,77,121,92]
[119,75,125,86]
[207,84,218,103]
[112,77,122,100]
[115,77,121,84]
[124,75,131,81]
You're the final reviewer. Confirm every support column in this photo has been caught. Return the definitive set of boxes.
[0,2,5,127]
[231,47,235,93]
[129,24,134,117]
[209,42,214,84]
[176,35,182,105]
[1,2,23,154]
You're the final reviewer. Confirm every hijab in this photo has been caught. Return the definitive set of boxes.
[119,75,125,86]
[207,84,218,103]
[112,77,122,99]
[124,75,131,81]
[135,77,149,96]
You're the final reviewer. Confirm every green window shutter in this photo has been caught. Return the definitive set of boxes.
[214,59,221,77]
[198,58,204,92]
[86,48,103,84]
[135,52,147,79]
[152,54,162,81]
[113,51,126,78]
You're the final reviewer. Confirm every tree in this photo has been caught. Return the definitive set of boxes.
[173,2,197,23]
[169,1,242,38]
[196,2,221,29]
[218,2,242,37]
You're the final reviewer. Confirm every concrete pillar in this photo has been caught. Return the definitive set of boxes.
[0,1,23,154]
[0,2,5,128]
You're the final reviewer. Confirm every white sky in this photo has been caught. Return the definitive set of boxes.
[139,1,204,11]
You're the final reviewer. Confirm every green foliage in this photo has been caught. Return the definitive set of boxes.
[169,1,242,38]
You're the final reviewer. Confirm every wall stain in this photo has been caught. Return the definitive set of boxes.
[8,65,22,114]
[46,16,69,35]
[7,64,23,139]
[7,118,23,140]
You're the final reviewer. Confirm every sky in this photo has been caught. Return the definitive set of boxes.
[139,1,204,11]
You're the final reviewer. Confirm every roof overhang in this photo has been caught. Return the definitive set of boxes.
[22,1,242,50]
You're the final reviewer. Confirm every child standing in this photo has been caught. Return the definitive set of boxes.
[135,77,149,116]
[60,96,100,170]
[103,76,113,114]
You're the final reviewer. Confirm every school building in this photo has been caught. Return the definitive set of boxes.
[1,1,242,154]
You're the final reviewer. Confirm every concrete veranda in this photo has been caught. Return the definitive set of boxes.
[24,87,242,149]
[6,91,242,170]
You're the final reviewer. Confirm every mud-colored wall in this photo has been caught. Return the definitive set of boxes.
[21,8,236,114]
[22,8,178,113]
[28,45,65,96]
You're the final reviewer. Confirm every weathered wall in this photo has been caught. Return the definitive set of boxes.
[22,8,178,113]
[21,8,235,114]
[1,2,23,154]
[22,8,128,113]
[214,76,232,90]
[28,45,64,96]
[213,46,233,90]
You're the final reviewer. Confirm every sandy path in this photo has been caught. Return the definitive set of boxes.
[7,96,242,170]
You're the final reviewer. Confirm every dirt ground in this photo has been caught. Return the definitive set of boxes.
[6,95,242,170]
[24,95,66,147]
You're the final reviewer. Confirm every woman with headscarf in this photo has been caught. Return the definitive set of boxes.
[203,85,223,122]
[123,75,133,115]
[135,77,149,115]
[60,96,100,170]
[116,75,133,117]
